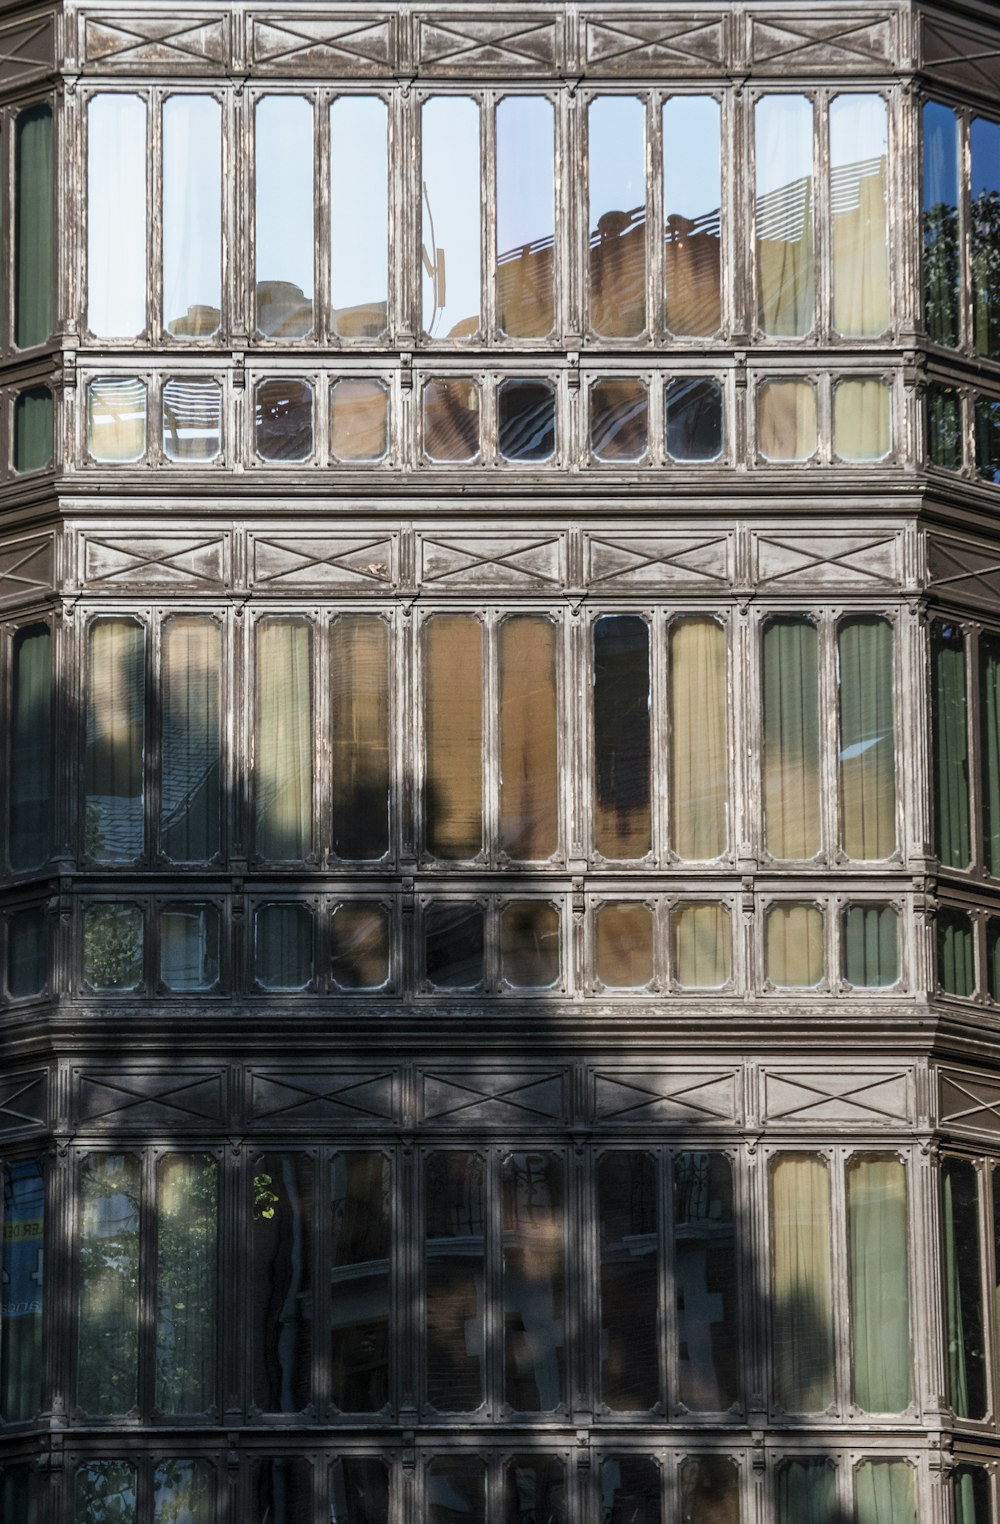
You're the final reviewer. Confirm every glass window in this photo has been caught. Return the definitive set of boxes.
[665,377,723,461]
[499,901,560,988]
[924,101,960,346]
[154,1461,213,1524]
[673,903,731,988]
[87,94,146,338]
[499,616,558,859]
[428,1457,486,1524]
[330,378,388,462]
[9,623,50,871]
[7,906,47,998]
[838,616,896,858]
[78,1154,141,1413]
[975,395,1000,483]
[250,1458,313,1519]
[954,1467,992,1524]
[663,96,722,336]
[503,1457,566,1524]
[932,623,971,868]
[422,97,480,339]
[250,1156,314,1411]
[162,378,222,462]
[83,903,143,991]
[330,1153,391,1412]
[255,96,314,338]
[971,116,1000,360]
[330,1459,391,1524]
[989,920,1000,1003]
[983,635,1000,875]
[331,615,390,859]
[756,95,814,337]
[161,615,221,862]
[758,379,817,461]
[843,905,899,987]
[424,615,483,859]
[502,1152,565,1411]
[497,378,555,462]
[942,1157,986,1418]
[595,902,654,987]
[425,1151,486,1412]
[848,1158,911,1413]
[938,907,975,997]
[1,1159,44,1421]
[159,904,220,991]
[590,377,649,462]
[600,1456,661,1524]
[497,96,555,337]
[254,903,313,990]
[679,1458,739,1524]
[830,95,889,337]
[331,97,389,339]
[75,1462,136,1524]
[14,104,53,350]
[255,618,312,860]
[771,1157,834,1412]
[593,615,651,858]
[927,381,963,470]
[834,378,891,460]
[423,378,480,462]
[425,903,485,989]
[155,1155,217,1413]
[674,1152,738,1410]
[589,96,647,337]
[85,618,145,861]
[854,1462,917,1524]
[13,386,52,473]
[330,903,390,990]
[1,1466,38,1524]
[763,618,819,858]
[670,618,727,857]
[162,96,221,338]
[777,1461,836,1524]
[255,378,314,461]
[767,904,824,987]
[87,377,147,462]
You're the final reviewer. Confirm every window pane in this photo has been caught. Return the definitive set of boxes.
[87,94,146,337]
[975,395,1000,484]
[251,1156,314,1411]
[330,903,390,990]
[665,377,723,461]
[162,378,222,462]
[161,616,220,861]
[87,377,147,462]
[971,116,1000,359]
[927,381,963,469]
[428,1458,485,1524]
[942,1157,986,1418]
[849,1158,911,1412]
[498,378,555,462]
[678,1457,740,1524]
[9,624,50,870]
[590,377,648,461]
[331,615,389,859]
[330,1459,390,1524]
[249,1458,312,1524]
[425,1151,486,1411]
[771,1157,834,1412]
[838,616,896,858]
[756,95,814,336]
[154,1461,213,1524]
[425,615,483,858]
[589,96,646,337]
[670,618,727,856]
[163,96,221,337]
[83,903,143,990]
[8,907,47,998]
[256,619,312,860]
[14,105,52,349]
[595,902,653,987]
[497,96,555,337]
[331,1153,391,1412]
[758,379,816,460]
[423,378,481,461]
[673,903,731,988]
[75,1462,136,1524]
[674,1153,738,1410]
[422,97,480,339]
[767,904,824,987]
[834,378,891,460]
[331,97,388,339]
[502,1152,565,1411]
[1,1160,43,1421]
[425,903,484,989]
[500,901,560,988]
[924,101,960,346]
[598,1152,659,1410]
[776,1462,836,1524]
[255,904,312,990]
[155,1155,217,1412]
[984,636,1000,875]
[600,1458,661,1524]
[13,386,52,473]
[255,378,314,461]
[500,615,558,858]
[85,618,145,861]
[938,908,975,997]
[989,920,1000,1003]
[843,905,899,987]
[856,1463,916,1524]
[330,378,388,462]
[593,615,651,858]
[830,94,889,336]
[663,96,721,336]
[1,1466,38,1524]
[933,623,970,867]
[78,1154,140,1413]
[160,904,220,991]
[255,96,313,338]
[503,1458,566,1524]
[763,619,820,858]
[954,1467,992,1524]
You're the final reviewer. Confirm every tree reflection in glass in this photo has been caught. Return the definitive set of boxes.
[496,96,555,337]
[255,96,314,338]
[155,1156,217,1413]
[78,1155,141,1414]
[250,1154,314,1413]
[422,97,481,339]
[153,1461,212,1524]
[589,96,646,337]
[331,98,388,339]
[74,1461,136,1524]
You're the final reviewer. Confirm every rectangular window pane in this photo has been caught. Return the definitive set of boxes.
[154,1460,213,1524]
[163,96,221,337]
[924,101,960,347]
[938,908,975,997]
[87,376,147,462]
[848,1158,911,1412]
[83,903,143,991]
[425,1151,486,1412]
[424,615,483,859]
[601,1457,661,1524]
[496,96,554,337]
[595,901,653,987]
[838,616,896,858]
[163,377,222,461]
[1,1160,43,1421]
[251,1154,314,1412]
[502,1151,565,1412]
[834,377,891,460]
[972,117,1000,359]
[160,903,219,990]
[679,1458,739,1524]
[758,379,816,460]
[428,1458,485,1524]
[331,615,390,859]
[589,96,646,337]
[663,96,721,336]
[9,624,50,870]
[982,635,1000,875]
[673,903,731,989]
[249,1458,312,1524]
[161,616,220,861]
[777,1461,836,1524]
[954,1466,992,1524]
[331,377,388,462]
[590,377,649,461]
[928,381,963,470]
[756,95,814,336]
[7,906,48,998]
[767,903,824,987]
[85,619,145,862]
[255,903,312,990]
[330,903,390,990]
[87,94,146,337]
[598,1152,658,1410]
[422,97,480,339]
[255,96,313,338]
[330,1459,390,1524]
[942,1157,986,1418]
[425,902,484,989]
[78,1154,140,1414]
[503,1458,566,1524]
[330,1152,391,1412]
[670,618,726,857]
[499,616,558,858]
[500,901,560,988]
[593,615,651,858]
[1,1465,38,1524]
[856,1463,916,1524]
[256,619,312,860]
[830,94,889,336]
[763,619,819,858]
[13,385,53,473]
[155,1155,217,1413]
[843,905,899,987]
[75,1463,136,1524]
[331,97,388,339]
[674,1152,738,1410]
[771,1156,834,1412]
[932,623,971,868]
[14,105,53,349]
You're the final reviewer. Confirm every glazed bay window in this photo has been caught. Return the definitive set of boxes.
[923,99,1000,357]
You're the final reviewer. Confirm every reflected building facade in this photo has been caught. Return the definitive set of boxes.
[2,0,1000,1520]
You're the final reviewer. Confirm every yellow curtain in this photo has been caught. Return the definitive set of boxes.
[255,619,312,860]
[425,615,483,858]
[499,617,558,860]
[767,904,824,986]
[670,618,727,858]
[771,1156,835,1413]
[834,379,891,461]
[758,380,817,461]
[674,903,731,987]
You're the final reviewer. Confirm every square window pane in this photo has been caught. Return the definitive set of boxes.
[87,377,147,463]
[331,378,388,462]
[423,378,480,462]
[665,377,723,460]
[590,378,648,462]
[163,378,222,462]
[498,379,555,462]
[255,378,314,462]
[758,379,816,461]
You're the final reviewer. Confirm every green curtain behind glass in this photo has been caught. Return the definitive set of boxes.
[933,626,971,867]
[954,1465,991,1524]
[13,387,52,473]
[10,624,50,871]
[849,1159,912,1412]
[981,637,1000,875]
[838,618,895,858]
[776,1460,837,1524]
[938,910,975,997]
[856,1462,916,1524]
[942,1158,987,1419]
[14,105,53,350]
[763,619,820,858]
[844,905,898,987]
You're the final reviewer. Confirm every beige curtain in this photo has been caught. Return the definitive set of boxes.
[771,1156,835,1413]
[161,616,220,863]
[767,904,824,986]
[85,618,145,861]
[674,903,731,988]
[670,618,727,858]
[834,379,891,461]
[425,615,483,858]
[849,1158,912,1413]
[830,95,889,337]
[595,902,653,987]
[756,95,814,337]
[499,616,558,860]
[330,380,388,462]
[758,380,817,461]
[255,619,312,860]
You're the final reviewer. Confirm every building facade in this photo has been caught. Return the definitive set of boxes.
[1,0,1000,1518]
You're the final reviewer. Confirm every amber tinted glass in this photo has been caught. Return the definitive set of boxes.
[598,1151,659,1410]
[330,903,390,990]
[499,616,558,858]
[767,904,824,986]
[423,378,481,461]
[590,377,649,461]
[161,616,221,862]
[496,96,555,337]
[331,615,390,859]
[425,615,483,858]
[330,379,388,462]
[670,618,727,857]
[595,902,654,987]
[593,616,651,858]
[758,380,817,461]
[330,1153,391,1412]
[500,901,560,988]
[425,1151,486,1412]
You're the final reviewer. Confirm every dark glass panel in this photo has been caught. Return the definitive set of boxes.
[250,1154,314,1412]
[971,116,1000,359]
[255,904,313,990]
[161,615,221,862]
[500,901,560,988]
[162,378,222,462]
[843,905,899,987]
[1,1159,44,1420]
[502,1151,565,1412]
[330,1459,390,1524]
[427,1457,486,1524]
[665,377,723,461]
[600,1457,661,1524]
[924,101,960,347]
[954,1466,992,1524]
[248,1458,312,1524]
[14,105,53,349]
[155,1155,217,1413]
[927,382,962,470]
[425,615,483,859]
[589,378,649,462]
[932,623,970,867]
[7,907,47,998]
[592,615,651,858]
[595,902,654,988]
[1,1465,38,1524]
[989,921,1000,1003]
[255,379,314,461]
[153,1460,213,1524]
[678,1457,740,1524]
[938,908,974,998]
[423,379,481,461]
[674,1152,739,1411]
[330,1152,391,1412]
[85,618,145,862]
[776,1461,836,1524]
[331,615,390,860]
[78,1154,140,1414]
[498,379,556,462]
[425,903,484,990]
[942,1157,986,1418]
[598,1152,658,1410]
[499,616,558,859]
[975,396,1000,484]
[503,1457,567,1524]
[83,903,143,991]
[330,904,390,990]
[74,1462,136,1524]
[9,624,50,870]
[425,1151,486,1412]
[13,386,52,472]
[496,96,555,337]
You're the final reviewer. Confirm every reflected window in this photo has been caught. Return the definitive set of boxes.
[423,378,480,462]
[843,905,899,987]
[9,624,51,871]
[7,907,47,999]
[758,379,817,461]
[330,903,390,990]
[87,377,147,463]
[255,96,314,338]
[87,94,146,338]
[767,904,824,987]
[498,378,555,462]
[976,395,1000,483]
[15,104,53,350]
[425,903,484,989]
[830,94,889,337]
[927,381,962,470]
[663,96,722,336]
[255,378,314,462]
[78,1155,141,1412]
[924,101,960,347]
[674,1153,739,1410]
[155,1156,217,1413]
[83,904,143,991]
[756,95,814,336]
[595,902,654,988]
[834,378,891,460]
[75,1463,136,1524]
[425,1152,486,1413]
[154,1461,213,1523]
[162,378,222,462]
[593,615,651,858]
[590,377,649,462]
[331,98,389,338]
[163,96,221,338]
[159,904,220,991]
[13,386,52,473]
[496,96,555,337]
[422,98,481,339]
[331,378,388,462]
[589,96,646,337]
[500,901,560,988]
[85,618,145,862]
[255,904,313,990]
[972,116,1000,360]
[666,377,723,461]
